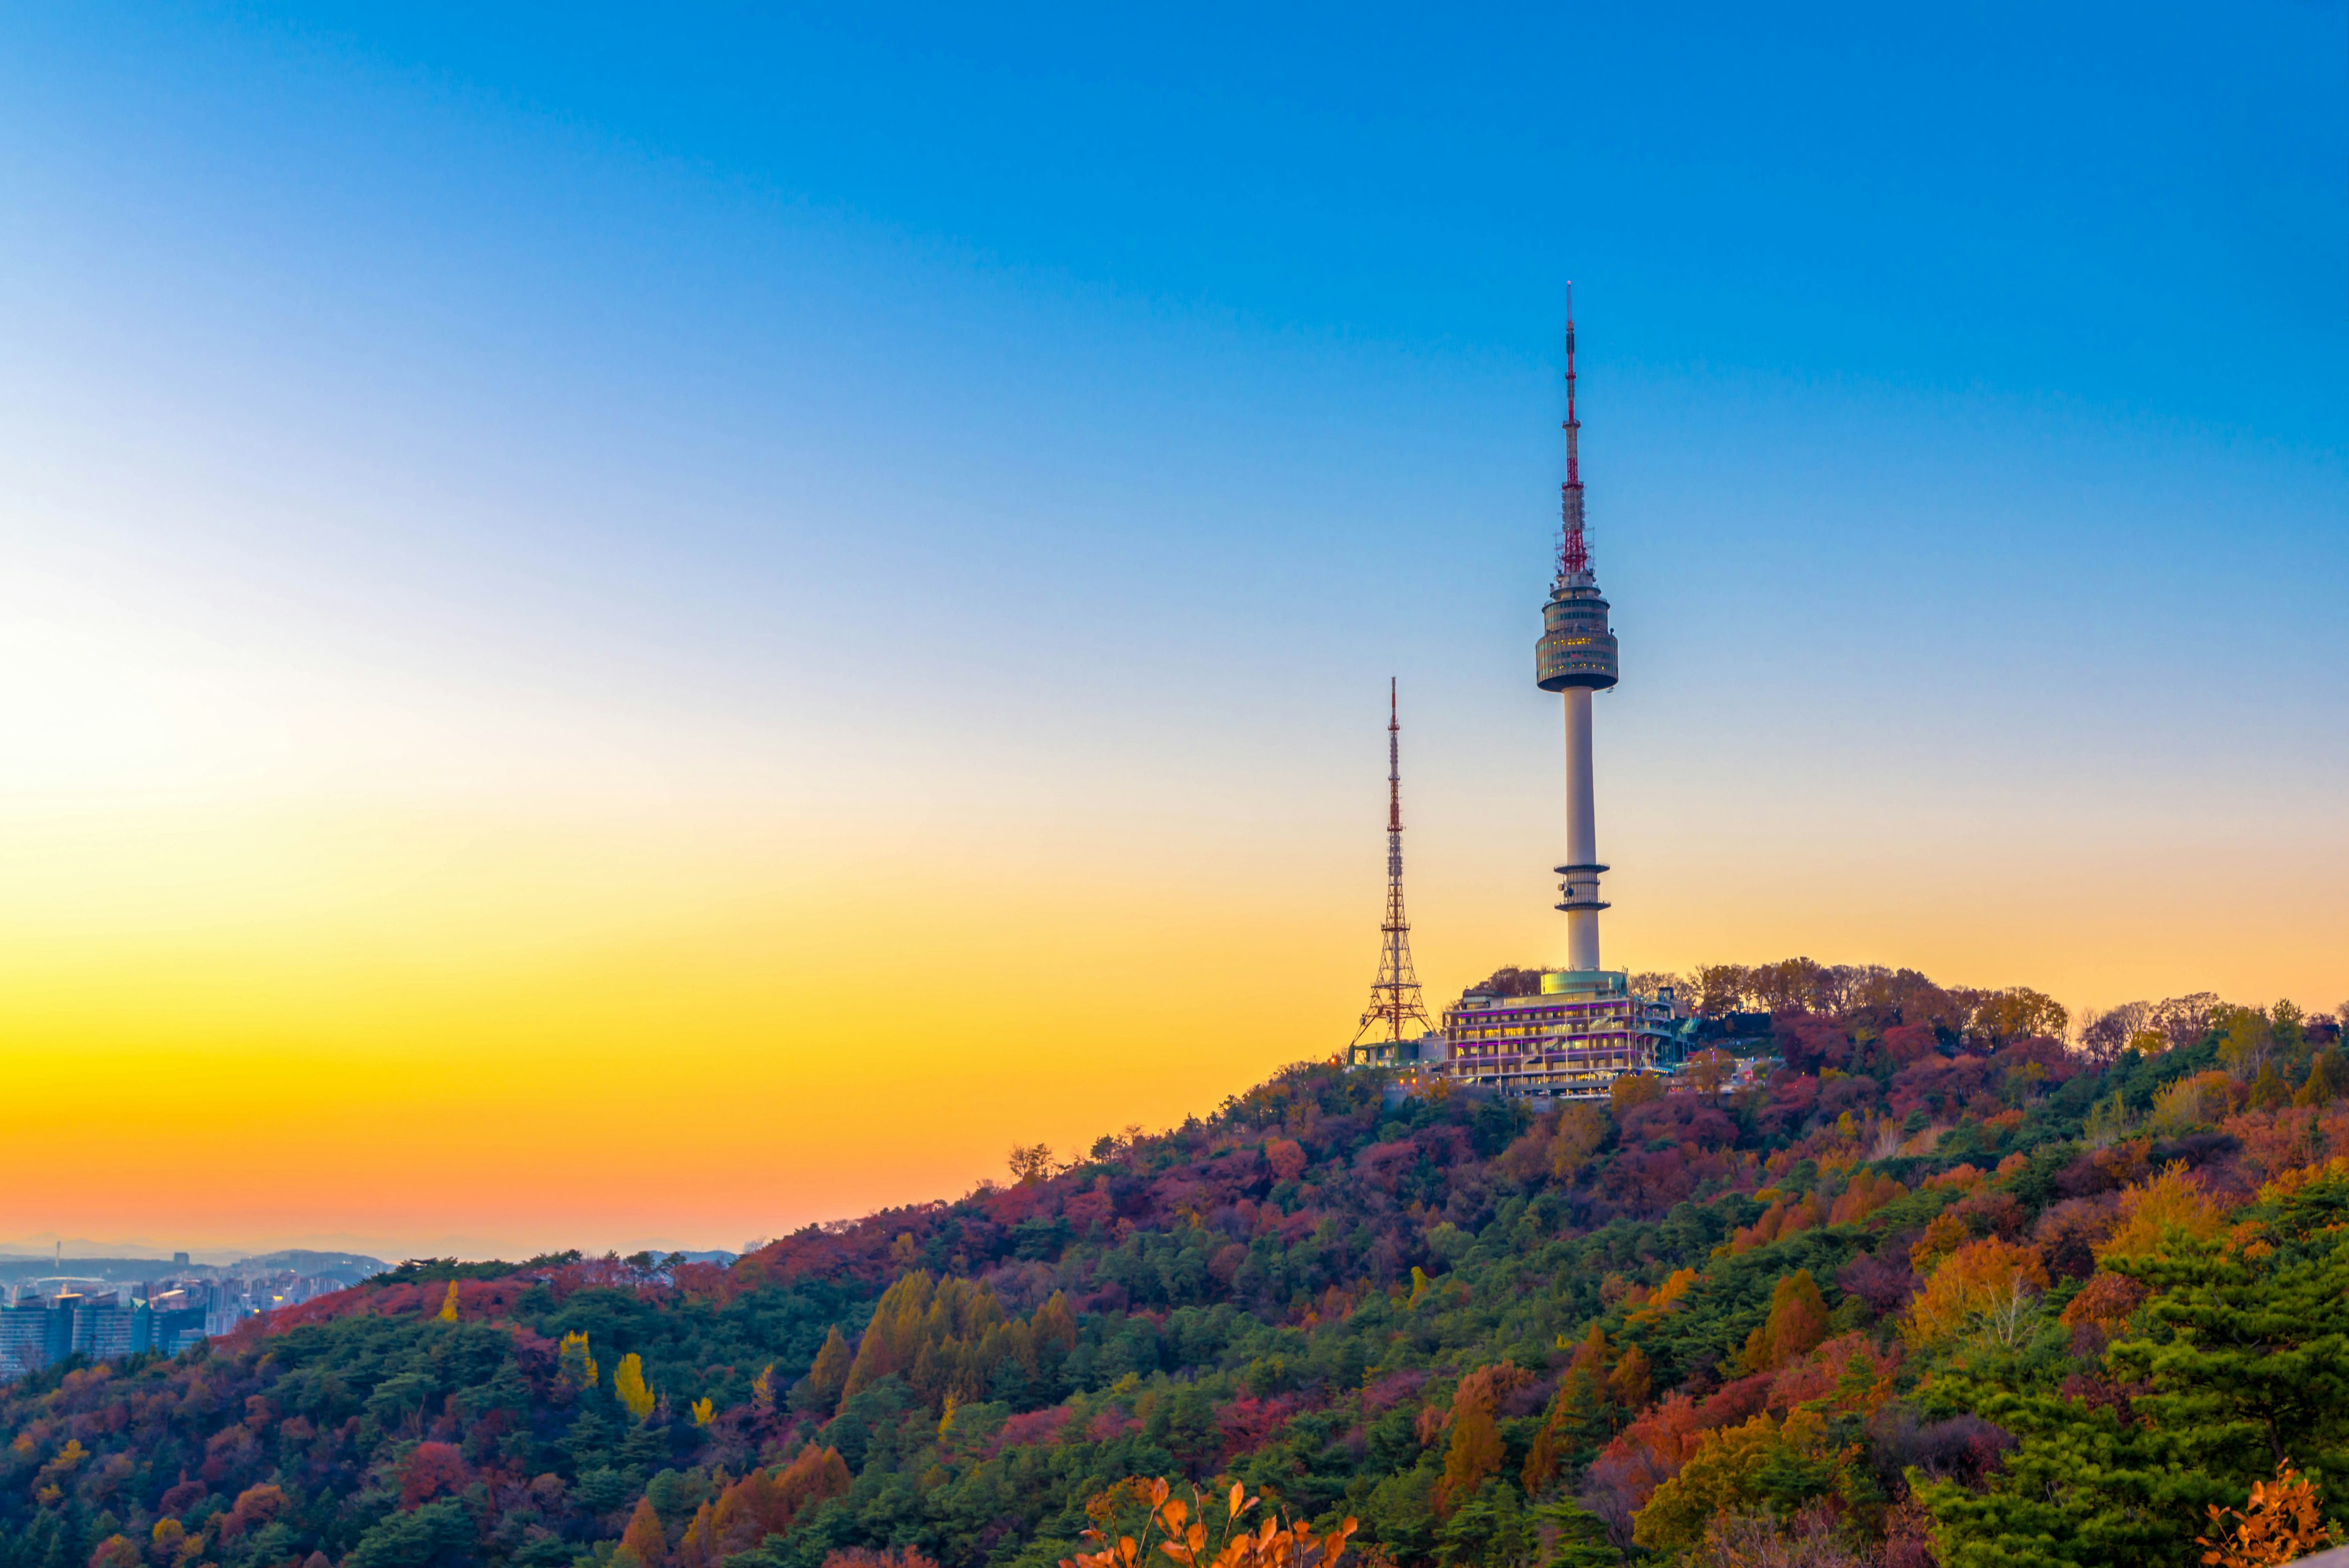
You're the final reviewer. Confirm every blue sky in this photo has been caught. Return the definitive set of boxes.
[1,3,2344,1247]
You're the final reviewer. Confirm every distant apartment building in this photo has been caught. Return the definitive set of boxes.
[0,1298,73,1382]
[0,1263,363,1383]
[150,1302,209,1357]
[0,1287,215,1383]
[67,1292,144,1359]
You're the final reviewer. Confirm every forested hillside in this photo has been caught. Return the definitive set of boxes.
[7,962,2348,1568]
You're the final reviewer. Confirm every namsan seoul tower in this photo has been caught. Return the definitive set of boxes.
[1534,288,1619,975]
[1412,297,1689,1098]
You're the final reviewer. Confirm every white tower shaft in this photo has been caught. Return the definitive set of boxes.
[1562,686,1600,971]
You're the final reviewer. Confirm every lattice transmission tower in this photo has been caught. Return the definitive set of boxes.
[1348,679,1434,1064]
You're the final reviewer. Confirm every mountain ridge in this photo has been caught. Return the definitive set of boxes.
[7,968,2347,1568]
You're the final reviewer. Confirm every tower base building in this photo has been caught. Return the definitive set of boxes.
[1441,971,1691,1099]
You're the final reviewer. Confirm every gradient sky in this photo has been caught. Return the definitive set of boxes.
[2,4,2343,1260]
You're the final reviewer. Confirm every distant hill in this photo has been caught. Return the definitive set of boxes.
[1,966,2342,1568]
[0,1250,385,1287]
[0,1257,187,1287]
[229,1249,387,1284]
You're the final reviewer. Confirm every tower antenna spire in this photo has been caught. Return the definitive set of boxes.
[1559,281,1588,579]
[1348,677,1433,1062]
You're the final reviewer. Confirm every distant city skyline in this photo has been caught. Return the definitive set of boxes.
[1,4,2342,1257]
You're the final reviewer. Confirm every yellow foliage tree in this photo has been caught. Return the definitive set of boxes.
[1908,1211,1967,1272]
[1549,1103,1606,1180]
[751,1362,775,1415]
[437,1281,459,1322]
[2098,1162,2228,1263]
[1633,1410,1838,1553]
[1904,1238,2049,1347]
[2152,1071,2237,1132]
[557,1331,598,1392]
[614,1352,657,1422]
[1031,1290,1080,1353]
[2293,1051,2349,1107]
[1610,1074,1664,1115]
[798,1326,852,1414]
[831,1271,1077,1413]
[690,1397,714,1426]
[1973,986,2068,1042]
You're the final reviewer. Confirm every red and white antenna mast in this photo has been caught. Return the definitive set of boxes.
[1558,282,1589,579]
[1349,678,1433,1061]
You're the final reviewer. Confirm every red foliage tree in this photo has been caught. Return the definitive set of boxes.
[401,1442,467,1507]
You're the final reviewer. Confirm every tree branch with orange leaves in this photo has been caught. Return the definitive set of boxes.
[1061,1478,1359,1568]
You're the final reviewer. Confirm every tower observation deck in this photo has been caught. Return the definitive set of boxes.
[1536,293,1617,975]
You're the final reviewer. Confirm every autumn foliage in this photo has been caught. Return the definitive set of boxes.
[839,1271,1078,1408]
[2,968,2345,1568]
[673,1445,853,1567]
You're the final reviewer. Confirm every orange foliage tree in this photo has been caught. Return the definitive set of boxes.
[1828,1169,1906,1225]
[1739,1269,1829,1372]
[621,1495,668,1567]
[674,1446,853,1568]
[1726,1194,1824,1256]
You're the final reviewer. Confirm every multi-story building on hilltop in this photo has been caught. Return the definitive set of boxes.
[1442,972,1693,1098]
